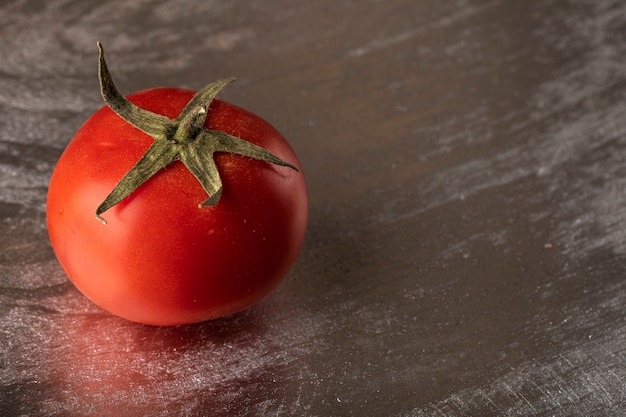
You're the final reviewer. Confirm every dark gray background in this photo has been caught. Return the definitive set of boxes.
[1,1,625,416]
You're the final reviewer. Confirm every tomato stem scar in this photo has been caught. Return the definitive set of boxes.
[94,42,298,225]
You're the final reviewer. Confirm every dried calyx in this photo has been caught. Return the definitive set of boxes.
[94,42,297,224]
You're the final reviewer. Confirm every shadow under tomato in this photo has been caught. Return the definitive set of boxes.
[46,301,286,416]
[126,305,271,352]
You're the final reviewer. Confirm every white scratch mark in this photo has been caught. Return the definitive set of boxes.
[345,1,500,58]
[347,30,419,57]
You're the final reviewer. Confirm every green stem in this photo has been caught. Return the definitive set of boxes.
[94,42,297,225]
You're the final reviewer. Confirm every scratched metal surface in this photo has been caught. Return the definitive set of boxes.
[1,0,625,416]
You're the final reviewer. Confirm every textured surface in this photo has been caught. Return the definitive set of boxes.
[1,0,625,416]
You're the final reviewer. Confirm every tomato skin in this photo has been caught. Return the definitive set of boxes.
[47,88,308,326]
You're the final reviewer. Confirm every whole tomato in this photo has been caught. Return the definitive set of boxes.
[46,44,308,326]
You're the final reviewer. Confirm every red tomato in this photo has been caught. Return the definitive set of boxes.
[47,88,308,326]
